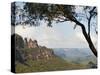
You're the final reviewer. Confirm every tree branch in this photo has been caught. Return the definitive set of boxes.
[88,7,96,36]
[73,19,97,57]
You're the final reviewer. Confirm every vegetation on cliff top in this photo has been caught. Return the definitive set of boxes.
[13,34,91,73]
[16,56,87,73]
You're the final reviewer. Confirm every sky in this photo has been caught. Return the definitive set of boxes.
[14,21,97,48]
[13,2,97,48]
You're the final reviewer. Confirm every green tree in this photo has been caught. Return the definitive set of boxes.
[11,2,97,57]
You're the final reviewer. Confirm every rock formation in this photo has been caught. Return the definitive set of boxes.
[12,33,24,49]
[12,34,28,66]
[24,38,38,48]
[12,33,55,64]
[28,39,38,48]
[29,47,54,60]
[24,38,28,48]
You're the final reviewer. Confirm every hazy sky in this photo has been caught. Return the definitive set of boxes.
[14,2,97,48]
[15,21,97,48]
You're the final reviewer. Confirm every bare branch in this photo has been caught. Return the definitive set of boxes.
[88,7,96,36]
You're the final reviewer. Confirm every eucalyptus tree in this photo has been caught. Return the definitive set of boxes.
[11,2,97,57]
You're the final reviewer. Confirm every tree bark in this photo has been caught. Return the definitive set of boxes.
[73,20,97,57]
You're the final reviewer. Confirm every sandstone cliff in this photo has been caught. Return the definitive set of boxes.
[12,34,55,64]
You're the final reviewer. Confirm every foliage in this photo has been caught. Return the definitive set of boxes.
[12,33,24,49]
[11,2,75,27]
[11,2,97,30]
[11,2,97,57]
[15,47,88,73]
[16,56,87,73]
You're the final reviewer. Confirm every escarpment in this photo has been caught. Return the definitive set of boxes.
[12,34,55,64]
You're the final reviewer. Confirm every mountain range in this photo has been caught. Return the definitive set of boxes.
[52,48,97,65]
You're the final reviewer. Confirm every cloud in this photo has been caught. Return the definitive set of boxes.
[15,21,97,48]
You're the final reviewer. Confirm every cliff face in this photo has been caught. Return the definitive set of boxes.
[23,37,54,61]
[13,34,54,64]
[24,47,54,61]
[12,34,26,64]
[24,38,38,48]
[12,34,24,49]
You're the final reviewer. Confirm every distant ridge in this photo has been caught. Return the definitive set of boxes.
[53,48,97,64]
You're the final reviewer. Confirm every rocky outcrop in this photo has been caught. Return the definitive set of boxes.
[23,37,54,60]
[12,34,28,66]
[12,33,24,49]
[12,34,55,64]
[26,47,54,61]
[24,38,38,48]
[28,39,38,48]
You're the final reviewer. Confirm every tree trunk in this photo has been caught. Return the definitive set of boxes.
[73,20,97,57]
